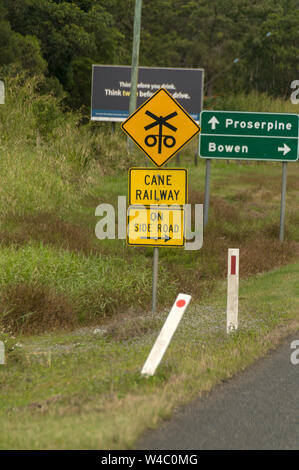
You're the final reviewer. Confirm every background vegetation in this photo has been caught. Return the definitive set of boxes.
[0,74,298,337]
[0,0,298,450]
[0,0,298,109]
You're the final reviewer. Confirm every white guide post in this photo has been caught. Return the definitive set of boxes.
[227,248,239,333]
[141,293,191,376]
[0,81,4,105]
[0,341,5,365]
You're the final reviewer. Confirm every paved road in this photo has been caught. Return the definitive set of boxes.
[137,334,299,450]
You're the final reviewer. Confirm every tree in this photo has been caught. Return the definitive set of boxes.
[1,0,297,106]
[2,0,124,107]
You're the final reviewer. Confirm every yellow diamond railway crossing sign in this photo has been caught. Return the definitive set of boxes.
[129,168,187,206]
[121,88,200,167]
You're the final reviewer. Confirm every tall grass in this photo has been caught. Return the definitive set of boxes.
[0,74,138,219]
[0,74,298,335]
[0,74,153,333]
[0,243,177,333]
[205,91,298,113]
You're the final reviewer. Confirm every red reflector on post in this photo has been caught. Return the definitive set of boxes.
[231,255,236,275]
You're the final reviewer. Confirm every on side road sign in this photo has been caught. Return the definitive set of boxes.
[128,167,187,205]
[121,88,200,167]
[127,206,184,247]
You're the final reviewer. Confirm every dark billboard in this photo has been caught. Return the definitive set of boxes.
[91,65,204,123]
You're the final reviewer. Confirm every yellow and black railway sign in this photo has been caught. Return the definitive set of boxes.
[121,88,200,167]
[129,168,187,206]
[127,206,184,247]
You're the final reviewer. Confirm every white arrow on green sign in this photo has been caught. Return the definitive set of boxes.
[199,110,299,161]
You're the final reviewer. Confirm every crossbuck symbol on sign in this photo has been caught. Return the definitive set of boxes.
[144,110,178,154]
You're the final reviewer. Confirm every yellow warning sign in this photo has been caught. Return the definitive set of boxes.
[129,168,187,205]
[127,206,184,247]
[121,88,200,167]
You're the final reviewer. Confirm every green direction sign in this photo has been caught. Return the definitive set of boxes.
[199,110,299,161]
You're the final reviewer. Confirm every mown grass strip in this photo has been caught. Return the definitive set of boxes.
[0,262,299,449]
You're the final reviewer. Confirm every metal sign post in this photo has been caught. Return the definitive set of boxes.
[128,0,143,150]
[203,159,211,227]
[194,135,199,166]
[279,162,288,242]
[152,247,159,314]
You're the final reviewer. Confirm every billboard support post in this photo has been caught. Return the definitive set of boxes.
[128,0,143,151]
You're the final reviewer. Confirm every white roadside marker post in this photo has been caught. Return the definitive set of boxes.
[227,248,239,333]
[0,341,5,365]
[141,293,191,376]
[0,80,4,105]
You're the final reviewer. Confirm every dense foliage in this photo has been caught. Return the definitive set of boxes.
[0,0,298,108]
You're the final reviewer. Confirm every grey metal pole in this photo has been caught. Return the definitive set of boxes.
[203,158,211,227]
[128,0,142,150]
[194,136,199,167]
[152,247,159,313]
[279,161,287,242]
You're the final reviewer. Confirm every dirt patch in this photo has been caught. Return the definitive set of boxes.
[103,310,158,342]
[188,189,241,223]
[188,188,204,205]
[1,192,298,335]
[0,282,78,335]
[239,238,296,277]
[166,189,298,297]
[229,189,254,202]
[238,173,299,192]
[0,212,98,254]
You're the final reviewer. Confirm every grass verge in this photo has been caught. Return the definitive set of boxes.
[0,261,299,449]
[1,77,299,448]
